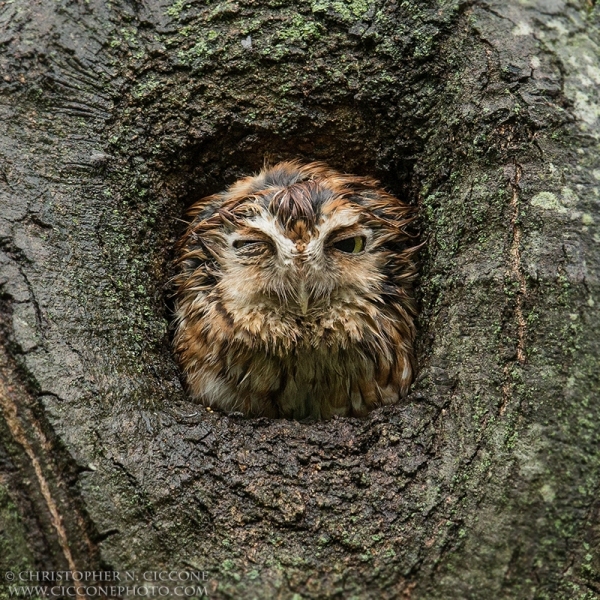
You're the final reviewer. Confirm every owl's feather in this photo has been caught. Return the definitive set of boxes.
[173,161,419,419]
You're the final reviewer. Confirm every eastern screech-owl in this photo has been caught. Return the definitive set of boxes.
[173,161,418,420]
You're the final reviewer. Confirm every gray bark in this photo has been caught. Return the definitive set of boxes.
[0,0,599,598]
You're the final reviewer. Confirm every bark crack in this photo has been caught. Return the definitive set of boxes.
[508,163,526,364]
[0,375,84,600]
[500,162,526,416]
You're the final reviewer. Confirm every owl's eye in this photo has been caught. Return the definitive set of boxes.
[333,236,366,254]
[233,239,267,249]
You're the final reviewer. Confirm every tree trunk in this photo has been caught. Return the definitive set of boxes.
[1,0,599,597]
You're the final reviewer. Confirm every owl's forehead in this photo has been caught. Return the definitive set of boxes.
[244,183,362,242]
[253,201,360,244]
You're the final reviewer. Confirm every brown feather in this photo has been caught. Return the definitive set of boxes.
[173,161,419,419]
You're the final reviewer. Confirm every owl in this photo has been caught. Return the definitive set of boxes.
[173,161,419,420]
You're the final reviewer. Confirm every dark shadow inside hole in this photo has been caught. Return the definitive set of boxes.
[176,133,419,220]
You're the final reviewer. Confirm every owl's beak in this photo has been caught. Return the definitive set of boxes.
[298,281,310,315]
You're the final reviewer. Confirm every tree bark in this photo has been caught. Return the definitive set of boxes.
[1,0,599,597]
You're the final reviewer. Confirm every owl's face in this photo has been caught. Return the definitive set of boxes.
[213,190,387,320]
[179,162,416,334]
[174,161,418,418]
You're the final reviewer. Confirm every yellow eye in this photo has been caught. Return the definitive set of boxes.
[333,236,366,254]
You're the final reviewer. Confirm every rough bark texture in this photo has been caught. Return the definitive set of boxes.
[0,0,599,598]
